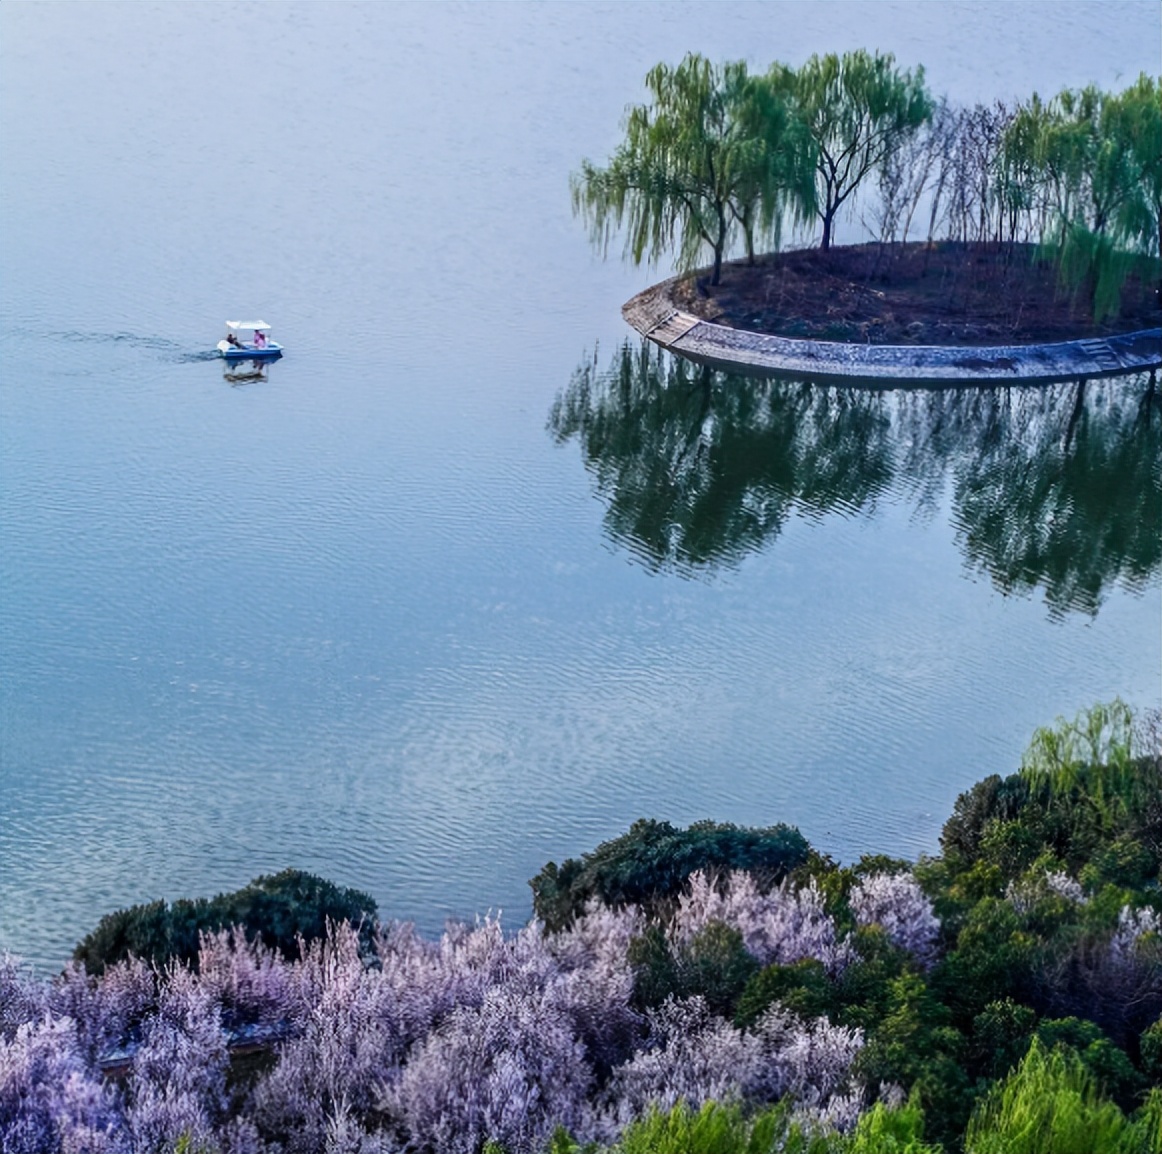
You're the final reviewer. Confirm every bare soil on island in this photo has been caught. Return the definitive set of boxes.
[673,242,1160,346]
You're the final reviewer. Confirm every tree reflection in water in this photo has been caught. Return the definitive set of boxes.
[548,342,1160,616]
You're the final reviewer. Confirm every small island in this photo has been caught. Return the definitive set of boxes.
[573,53,1161,382]
[622,247,1160,383]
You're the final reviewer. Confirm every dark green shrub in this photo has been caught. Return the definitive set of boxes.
[1141,1017,1162,1082]
[627,925,682,1010]
[74,869,378,974]
[680,922,760,1018]
[1034,1019,1145,1107]
[940,774,1033,865]
[833,925,909,1029]
[970,999,1036,1080]
[852,854,914,878]
[530,818,809,932]
[856,973,972,1147]
[628,921,758,1017]
[735,958,833,1029]
[931,898,1037,1025]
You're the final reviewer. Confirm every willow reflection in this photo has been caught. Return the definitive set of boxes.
[548,343,1160,615]
[549,344,894,573]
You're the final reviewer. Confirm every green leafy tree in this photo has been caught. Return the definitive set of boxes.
[856,972,973,1147]
[1110,74,1162,261]
[831,925,910,1029]
[628,921,759,1016]
[1021,699,1137,798]
[571,54,811,285]
[937,701,1162,896]
[1004,80,1161,318]
[1002,89,1119,238]
[735,958,834,1029]
[1046,86,1139,236]
[931,898,1038,1025]
[780,50,932,249]
[970,999,1037,1080]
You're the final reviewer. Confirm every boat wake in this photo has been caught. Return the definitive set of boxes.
[52,330,186,352]
[39,330,223,362]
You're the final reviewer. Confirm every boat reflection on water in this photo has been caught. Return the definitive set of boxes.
[221,355,280,386]
[548,341,1161,617]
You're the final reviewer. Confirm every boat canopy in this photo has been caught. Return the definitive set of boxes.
[226,320,271,331]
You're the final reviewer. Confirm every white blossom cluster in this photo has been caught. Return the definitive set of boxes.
[601,996,863,1137]
[1108,904,1162,967]
[1006,868,1088,915]
[671,871,855,974]
[1043,871,1088,905]
[849,872,941,969]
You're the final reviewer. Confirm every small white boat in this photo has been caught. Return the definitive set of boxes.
[217,320,283,359]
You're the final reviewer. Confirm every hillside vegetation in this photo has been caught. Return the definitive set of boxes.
[2,703,1160,1152]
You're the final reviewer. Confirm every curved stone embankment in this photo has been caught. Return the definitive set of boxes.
[623,277,1161,385]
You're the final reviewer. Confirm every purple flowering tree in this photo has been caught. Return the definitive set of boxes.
[125,968,229,1153]
[0,1016,127,1154]
[385,983,592,1154]
[599,995,864,1137]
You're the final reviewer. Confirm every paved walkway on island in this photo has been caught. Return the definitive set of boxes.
[623,278,1161,385]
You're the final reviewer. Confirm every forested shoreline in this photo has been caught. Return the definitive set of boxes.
[3,702,1161,1152]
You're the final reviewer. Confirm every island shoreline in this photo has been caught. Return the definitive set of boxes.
[623,260,1161,385]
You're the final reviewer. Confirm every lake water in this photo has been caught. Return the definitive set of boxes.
[2,1,1159,970]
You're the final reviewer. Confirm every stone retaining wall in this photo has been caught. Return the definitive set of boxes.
[623,277,1161,385]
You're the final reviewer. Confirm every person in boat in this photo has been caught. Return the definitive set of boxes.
[253,329,268,349]
[225,331,243,348]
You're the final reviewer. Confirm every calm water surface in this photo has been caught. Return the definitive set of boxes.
[2,2,1159,969]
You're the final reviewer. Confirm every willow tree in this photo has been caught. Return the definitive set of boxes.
[571,54,811,286]
[1026,86,1141,235]
[1111,74,1162,262]
[782,50,932,250]
[1005,79,1160,318]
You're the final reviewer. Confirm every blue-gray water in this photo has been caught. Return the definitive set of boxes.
[2,2,1159,970]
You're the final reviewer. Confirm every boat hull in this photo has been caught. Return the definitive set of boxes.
[218,343,283,360]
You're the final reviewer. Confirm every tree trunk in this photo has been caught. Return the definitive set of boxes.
[711,206,727,285]
[821,210,835,251]
[1139,370,1156,420]
[1064,378,1086,454]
